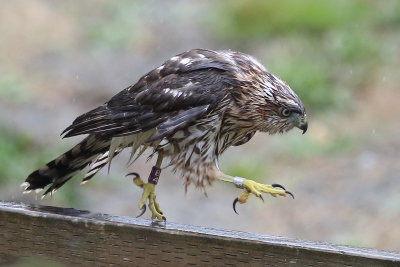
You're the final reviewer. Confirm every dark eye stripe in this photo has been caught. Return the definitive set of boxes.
[286,106,302,114]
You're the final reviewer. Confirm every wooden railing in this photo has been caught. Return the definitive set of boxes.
[0,201,399,266]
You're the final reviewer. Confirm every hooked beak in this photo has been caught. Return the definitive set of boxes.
[297,121,308,134]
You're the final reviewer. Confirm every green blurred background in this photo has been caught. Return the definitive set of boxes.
[1,0,399,252]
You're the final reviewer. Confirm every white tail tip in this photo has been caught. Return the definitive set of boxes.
[20,182,30,190]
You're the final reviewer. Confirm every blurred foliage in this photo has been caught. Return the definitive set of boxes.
[82,1,142,50]
[0,71,32,104]
[212,0,400,112]
[215,1,371,37]
[223,160,268,182]
[214,0,400,40]
[277,132,356,160]
[0,126,37,183]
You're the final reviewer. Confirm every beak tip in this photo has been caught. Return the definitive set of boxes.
[299,122,308,134]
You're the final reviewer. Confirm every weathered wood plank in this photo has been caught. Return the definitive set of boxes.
[0,201,399,266]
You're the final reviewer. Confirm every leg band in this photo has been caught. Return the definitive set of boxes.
[233,177,245,189]
[148,166,162,185]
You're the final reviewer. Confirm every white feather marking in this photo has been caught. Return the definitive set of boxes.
[20,182,30,189]
[184,81,194,88]
[172,91,181,97]
[170,56,179,61]
[91,157,108,170]
[264,81,273,89]
[180,58,190,65]
[157,65,164,71]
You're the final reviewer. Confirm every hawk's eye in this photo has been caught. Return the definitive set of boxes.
[281,108,291,117]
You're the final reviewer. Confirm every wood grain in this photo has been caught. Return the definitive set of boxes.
[0,201,399,266]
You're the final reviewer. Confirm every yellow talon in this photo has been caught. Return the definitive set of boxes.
[133,176,145,188]
[237,190,250,204]
[243,179,288,198]
[127,172,165,221]
[221,173,294,214]
[148,193,164,221]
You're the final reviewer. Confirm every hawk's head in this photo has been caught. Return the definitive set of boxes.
[227,52,308,134]
[228,51,308,136]
[259,72,308,135]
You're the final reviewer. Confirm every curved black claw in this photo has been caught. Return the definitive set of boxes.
[272,183,286,190]
[136,205,146,218]
[259,194,264,203]
[232,198,240,215]
[126,172,140,178]
[162,216,167,221]
[286,191,295,199]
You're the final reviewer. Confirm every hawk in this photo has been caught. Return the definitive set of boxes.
[23,49,307,220]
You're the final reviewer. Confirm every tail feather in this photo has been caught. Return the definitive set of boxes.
[24,135,111,195]
[81,149,122,183]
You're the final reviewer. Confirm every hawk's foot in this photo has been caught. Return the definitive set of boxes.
[231,178,294,214]
[218,173,295,213]
[126,172,165,221]
[233,180,294,214]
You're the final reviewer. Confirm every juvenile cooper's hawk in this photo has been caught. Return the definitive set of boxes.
[23,49,307,220]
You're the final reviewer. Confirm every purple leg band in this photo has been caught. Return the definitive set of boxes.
[148,166,161,185]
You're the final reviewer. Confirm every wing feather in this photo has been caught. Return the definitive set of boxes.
[62,49,231,141]
[146,105,209,142]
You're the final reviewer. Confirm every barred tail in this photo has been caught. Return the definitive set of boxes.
[23,135,111,195]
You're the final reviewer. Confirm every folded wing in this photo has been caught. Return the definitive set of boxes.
[62,49,231,141]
